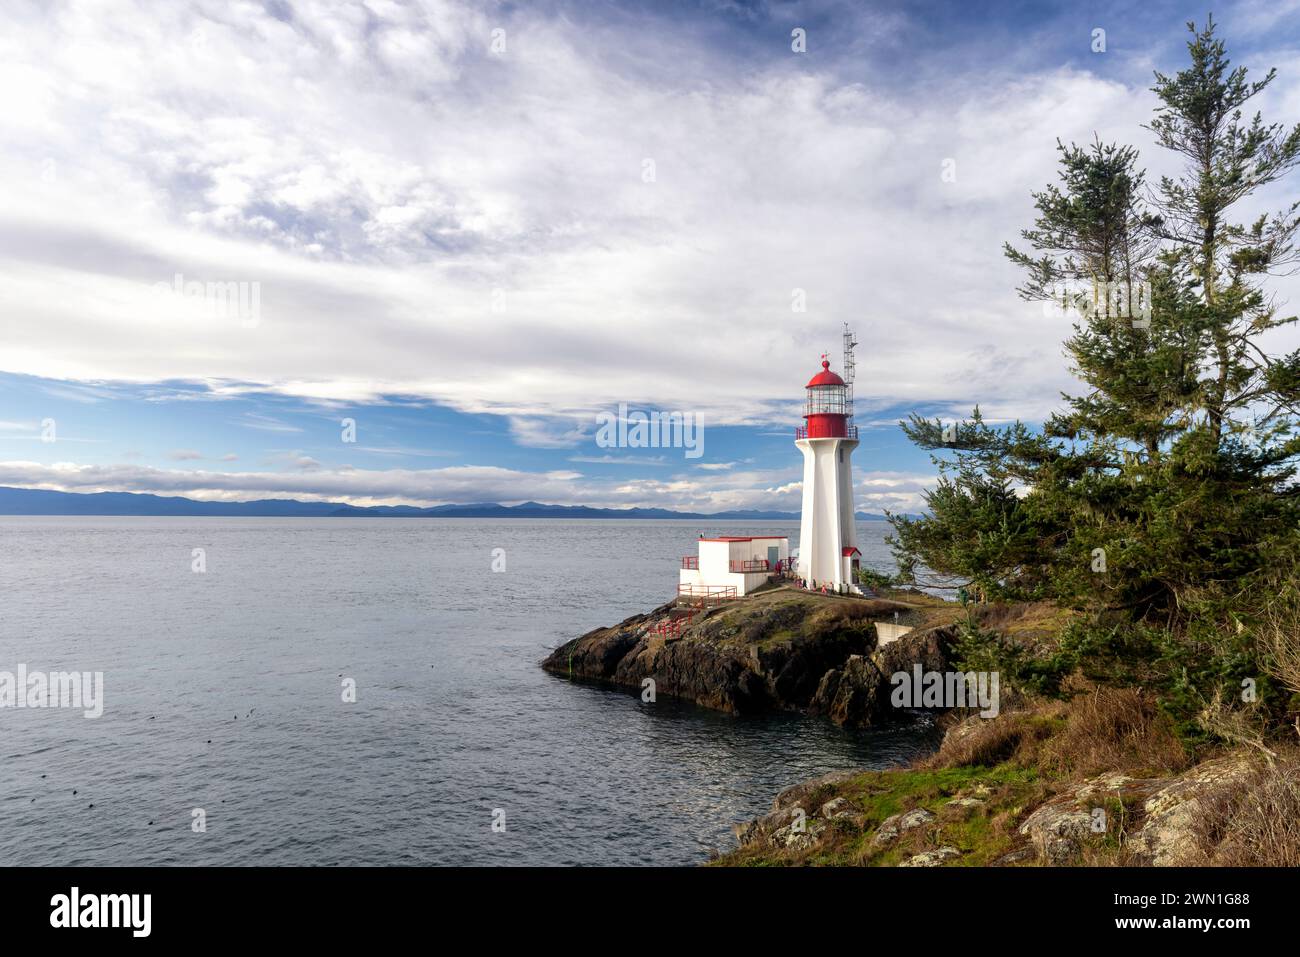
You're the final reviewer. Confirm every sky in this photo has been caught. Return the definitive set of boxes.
[2,0,1300,513]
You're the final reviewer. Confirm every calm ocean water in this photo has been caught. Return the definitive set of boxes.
[0,517,936,866]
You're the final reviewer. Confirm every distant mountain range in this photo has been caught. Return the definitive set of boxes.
[0,486,899,520]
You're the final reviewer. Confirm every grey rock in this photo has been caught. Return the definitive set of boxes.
[820,796,869,828]
[1133,756,1255,866]
[772,769,862,811]
[872,807,935,847]
[899,845,960,867]
[992,845,1038,866]
[1018,798,1093,865]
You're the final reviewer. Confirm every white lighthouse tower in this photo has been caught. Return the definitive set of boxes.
[795,335,861,591]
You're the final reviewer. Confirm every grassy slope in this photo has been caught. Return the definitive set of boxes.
[710,692,1186,867]
[709,591,1300,867]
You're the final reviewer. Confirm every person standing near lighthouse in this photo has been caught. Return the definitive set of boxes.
[795,354,862,592]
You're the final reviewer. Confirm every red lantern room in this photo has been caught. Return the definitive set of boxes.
[797,356,856,440]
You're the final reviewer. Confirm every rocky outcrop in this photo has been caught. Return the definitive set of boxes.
[543,589,943,725]
[807,625,957,727]
[1015,757,1258,866]
[772,769,864,810]
[543,601,774,713]
[1131,756,1255,865]
[807,656,880,726]
[732,805,806,848]
[721,747,1266,867]
[732,770,870,851]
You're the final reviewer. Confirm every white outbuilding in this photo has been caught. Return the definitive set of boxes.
[678,536,790,598]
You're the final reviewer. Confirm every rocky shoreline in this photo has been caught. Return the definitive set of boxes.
[542,585,962,726]
[721,714,1261,867]
[544,586,1273,866]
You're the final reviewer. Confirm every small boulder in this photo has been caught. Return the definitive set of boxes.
[820,796,868,828]
[942,796,986,820]
[820,797,853,817]
[872,807,935,847]
[991,845,1037,866]
[776,819,827,851]
[1018,797,1093,865]
[899,846,960,867]
[772,769,862,811]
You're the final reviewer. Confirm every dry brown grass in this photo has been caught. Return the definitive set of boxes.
[803,601,882,628]
[1190,750,1300,866]
[1038,684,1191,779]
[923,707,1064,769]
[921,681,1191,781]
[1258,594,1300,742]
[972,601,1078,648]
[1195,692,1278,762]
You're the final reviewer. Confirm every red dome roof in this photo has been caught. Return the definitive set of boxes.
[806,358,845,388]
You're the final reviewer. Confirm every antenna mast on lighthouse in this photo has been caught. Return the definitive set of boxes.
[842,322,857,427]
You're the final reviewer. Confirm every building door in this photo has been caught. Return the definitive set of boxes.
[767,545,780,569]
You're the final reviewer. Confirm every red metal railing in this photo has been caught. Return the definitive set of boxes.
[729,559,770,573]
[681,556,699,569]
[795,425,858,440]
[653,613,694,638]
[677,584,737,603]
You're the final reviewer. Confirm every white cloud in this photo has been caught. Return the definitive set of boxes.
[235,413,305,433]
[507,416,589,449]
[0,458,811,511]
[9,0,1293,434]
[3,0,1299,526]
[568,453,671,466]
[857,471,939,514]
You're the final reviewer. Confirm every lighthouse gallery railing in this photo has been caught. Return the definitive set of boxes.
[795,425,858,440]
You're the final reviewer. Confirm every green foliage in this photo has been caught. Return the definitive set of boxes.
[891,21,1300,736]
[950,614,1072,698]
[853,566,896,590]
[1047,610,1273,739]
[888,439,1052,599]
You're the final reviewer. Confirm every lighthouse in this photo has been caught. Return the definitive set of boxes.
[795,350,861,591]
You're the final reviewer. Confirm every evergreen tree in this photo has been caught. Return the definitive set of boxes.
[890,21,1300,712]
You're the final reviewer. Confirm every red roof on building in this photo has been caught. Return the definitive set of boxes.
[698,536,790,542]
[807,358,846,388]
[842,546,861,556]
